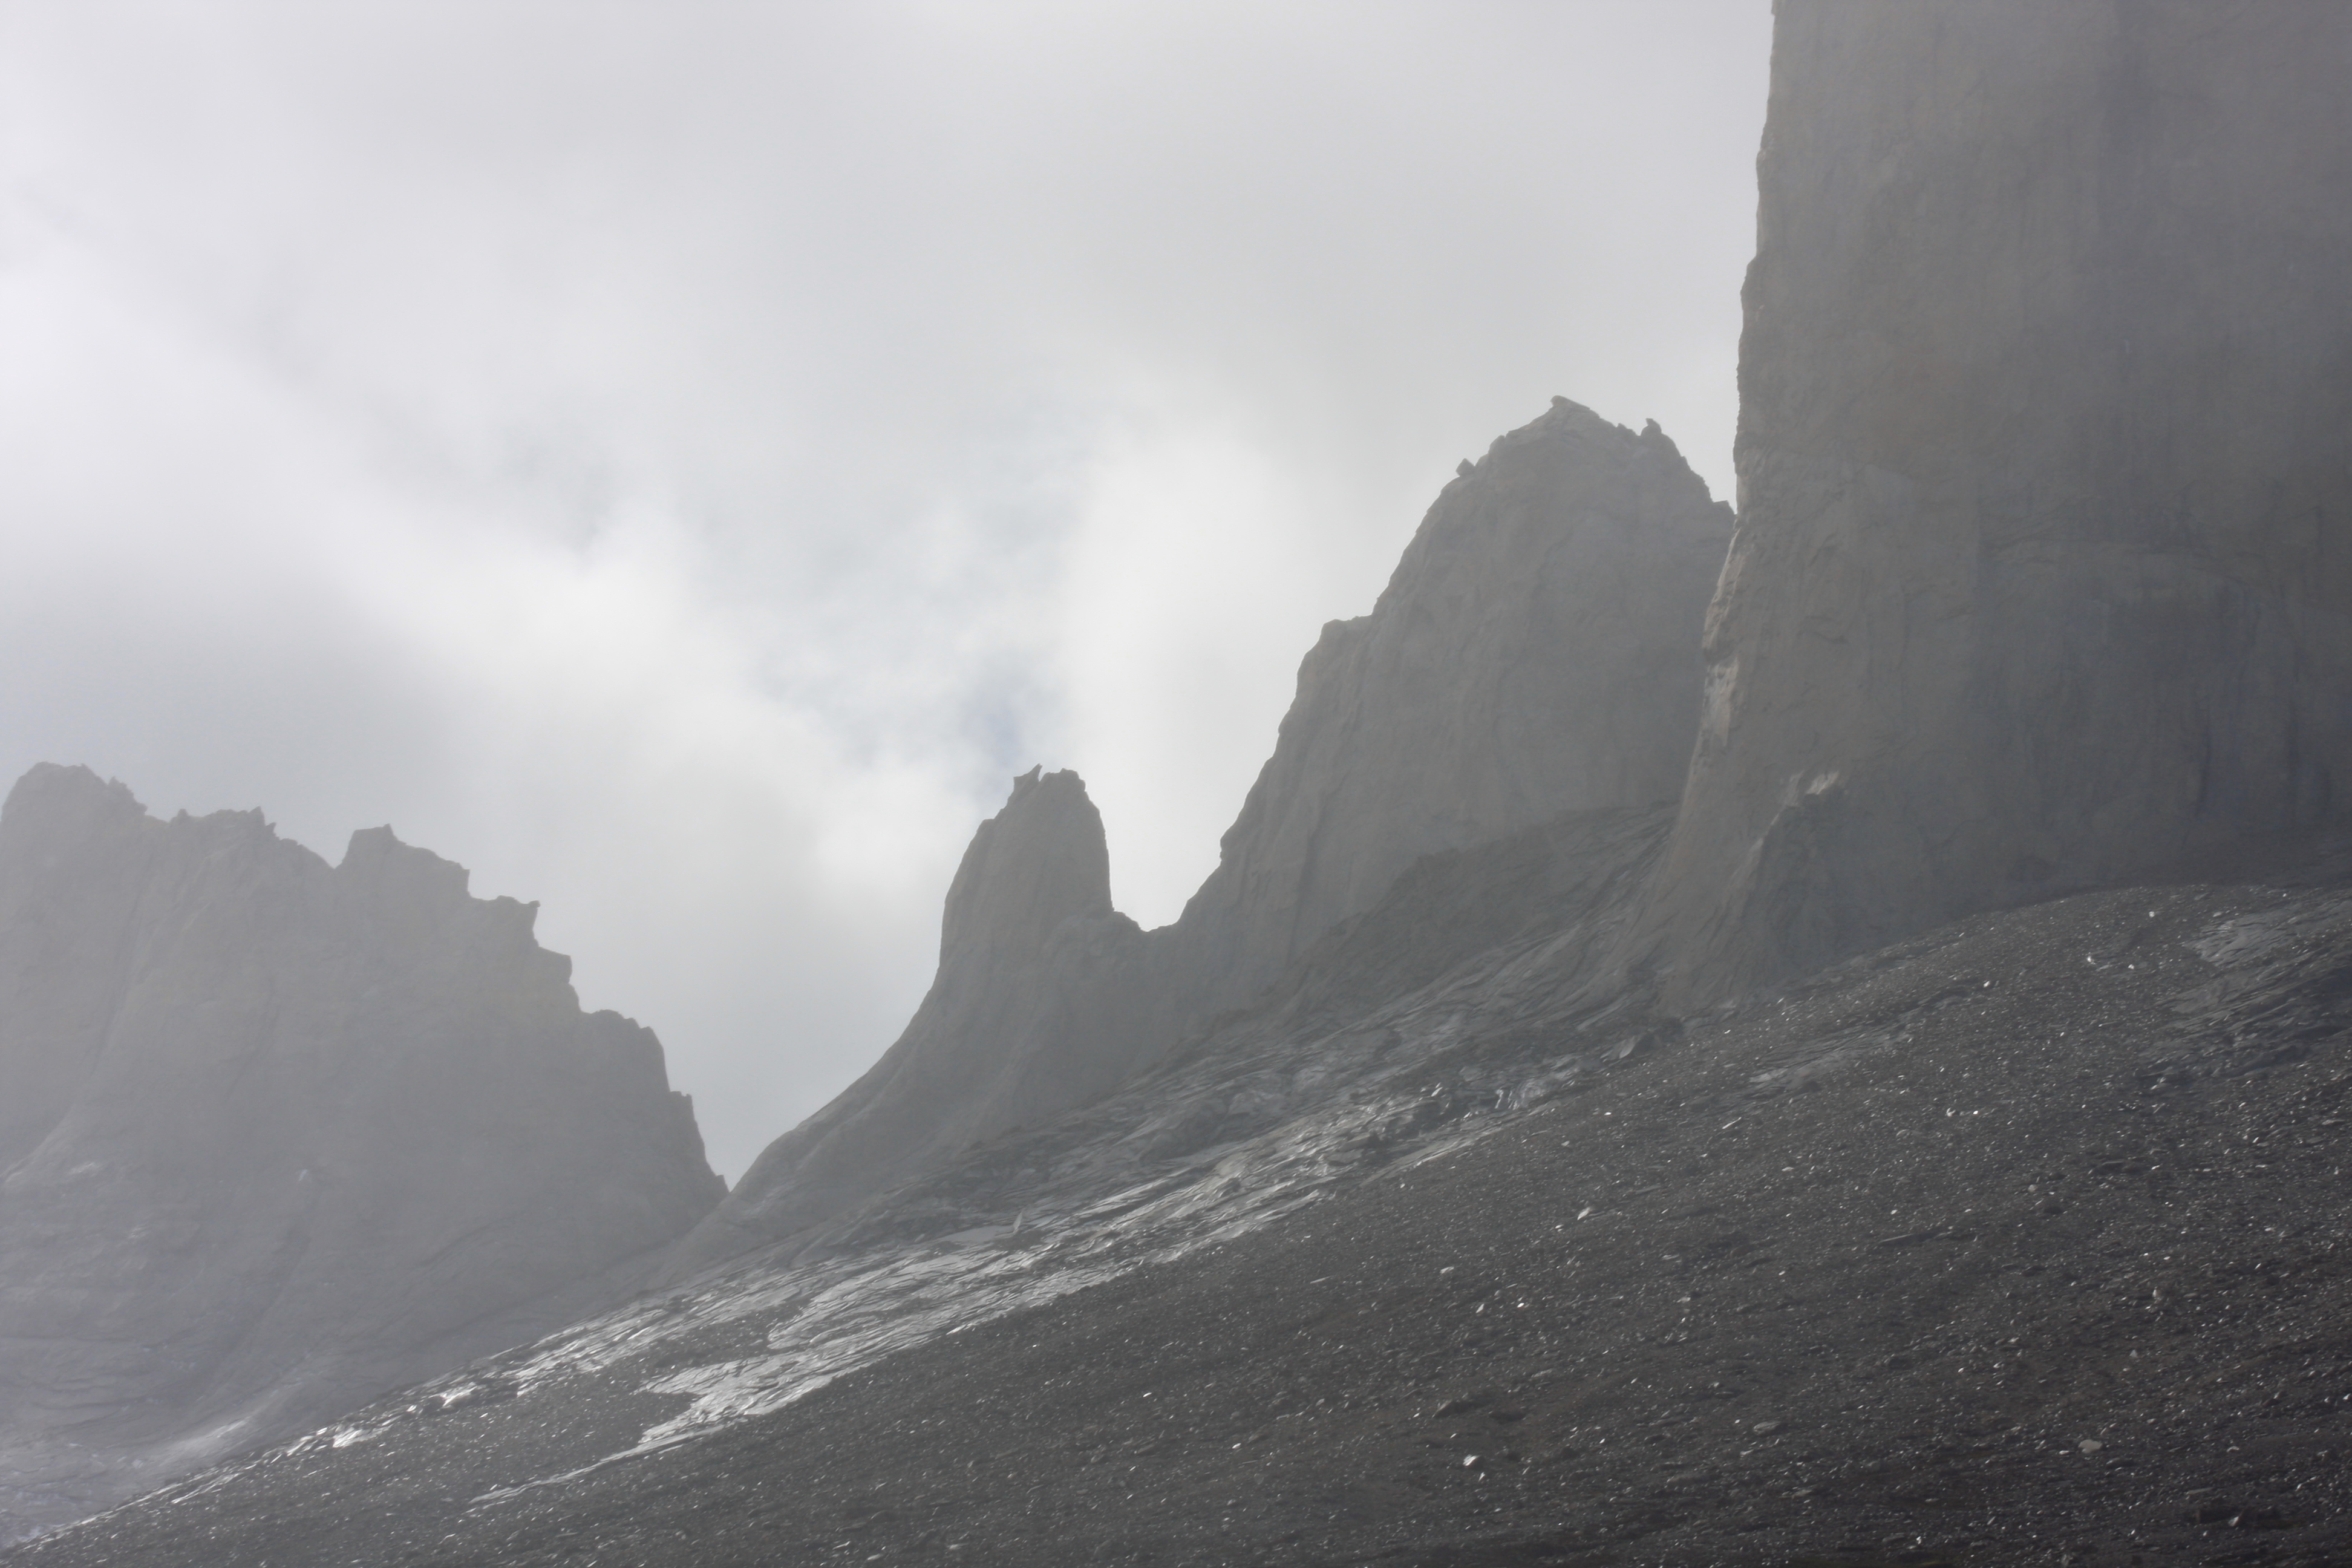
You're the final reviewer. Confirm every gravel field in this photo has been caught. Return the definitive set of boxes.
[14,864,2352,1567]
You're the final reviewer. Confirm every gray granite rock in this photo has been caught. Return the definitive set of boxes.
[1629,0,2352,1004]
[679,399,1731,1272]
[1166,397,1731,1004]
[666,768,1150,1275]
[0,765,722,1540]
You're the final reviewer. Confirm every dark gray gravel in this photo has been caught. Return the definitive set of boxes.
[14,871,2352,1567]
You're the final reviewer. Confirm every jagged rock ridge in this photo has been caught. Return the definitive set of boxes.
[0,765,722,1541]
[16,9,2352,1564]
[670,396,1732,1273]
[1165,397,1733,1001]
[21,820,2352,1567]
[1628,0,2352,1004]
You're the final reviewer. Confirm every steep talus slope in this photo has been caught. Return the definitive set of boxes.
[0,800,1677,1563]
[0,765,721,1542]
[678,397,1731,1270]
[19,8,2352,1561]
[16,848,2352,1567]
[1631,0,2352,1004]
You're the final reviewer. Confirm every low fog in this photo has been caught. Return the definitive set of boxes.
[0,2,1770,1179]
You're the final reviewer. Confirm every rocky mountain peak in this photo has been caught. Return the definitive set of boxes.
[340,822,475,903]
[0,763,143,848]
[936,766,1114,967]
[660,767,1146,1279]
[1173,394,1732,995]
[16,10,2352,1563]
[675,397,1734,1273]
[0,768,722,1541]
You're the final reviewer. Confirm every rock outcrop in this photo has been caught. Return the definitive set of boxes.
[0,765,722,1540]
[1628,1,2352,1002]
[1166,396,1733,1002]
[666,768,1151,1273]
[676,397,1732,1272]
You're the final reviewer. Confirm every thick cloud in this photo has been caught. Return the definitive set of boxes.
[0,1,1769,1178]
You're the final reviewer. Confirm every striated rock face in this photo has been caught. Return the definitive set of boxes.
[1631,1,2352,1003]
[0,765,722,1540]
[668,768,1149,1275]
[680,399,1732,1271]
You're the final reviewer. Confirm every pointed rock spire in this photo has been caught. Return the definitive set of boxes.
[938,766,1115,965]
[681,398,1736,1274]
[664,768,1146,1277]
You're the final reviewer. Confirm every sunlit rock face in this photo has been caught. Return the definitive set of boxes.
[0,764,722,1541]
[1632,1,2352,1004]
[668,768,1151,1275]
[681,398,1733,1272]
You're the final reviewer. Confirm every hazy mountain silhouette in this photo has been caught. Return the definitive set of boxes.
[8,4,2352,1563]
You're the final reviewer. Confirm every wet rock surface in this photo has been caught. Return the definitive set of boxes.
[0,765,722,1543]
[21,825,2352,1567]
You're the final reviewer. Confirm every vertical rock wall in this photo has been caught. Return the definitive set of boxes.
[1632,0,2352,1002]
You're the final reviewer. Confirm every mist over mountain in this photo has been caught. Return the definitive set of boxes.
[7,4,2352,1566]
[0,766,719,1541]
[666,397,1731,1277]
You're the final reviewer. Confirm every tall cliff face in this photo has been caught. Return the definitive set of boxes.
[681,399,1733,1272]
[0,765,722,1540]
[1631,1,2352,1002]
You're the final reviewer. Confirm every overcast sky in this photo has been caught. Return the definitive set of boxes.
[0,1,1772,1181]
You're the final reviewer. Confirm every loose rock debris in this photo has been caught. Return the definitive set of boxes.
[11,869,2352,1567]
